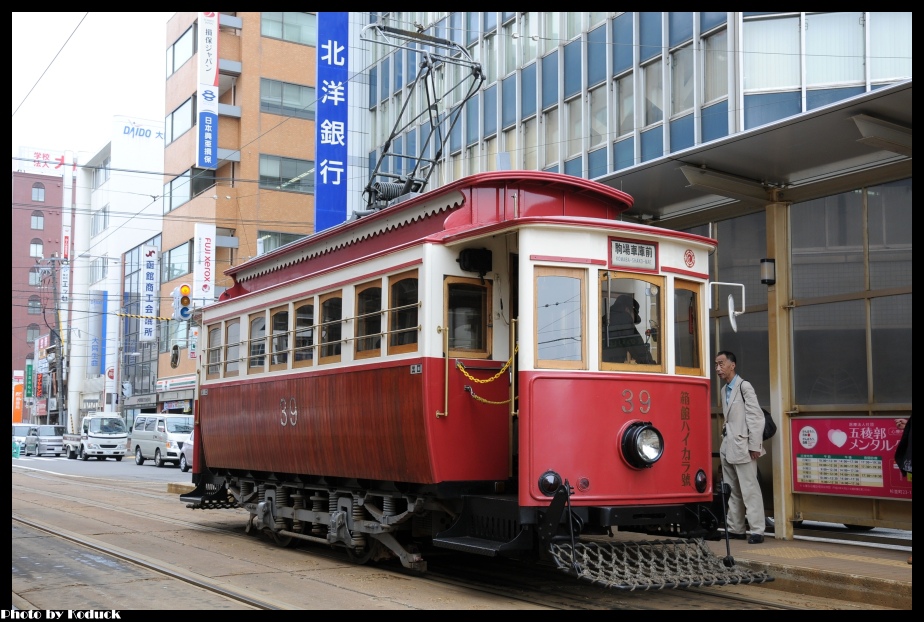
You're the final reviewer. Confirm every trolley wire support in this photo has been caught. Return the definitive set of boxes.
[359,24,485,213]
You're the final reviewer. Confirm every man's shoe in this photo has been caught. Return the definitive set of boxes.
[748,534,764,544]
[728,532,746,540]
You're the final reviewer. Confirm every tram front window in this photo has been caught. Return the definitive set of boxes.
[600,272,662,368]
[535,267,585,368]
[445,276,491,358]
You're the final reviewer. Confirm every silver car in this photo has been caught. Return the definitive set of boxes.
[25,425,66,457]
[179,428,195,472]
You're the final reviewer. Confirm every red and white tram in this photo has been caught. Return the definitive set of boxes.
[183,170,769,588]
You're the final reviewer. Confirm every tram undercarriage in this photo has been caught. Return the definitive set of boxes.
[182,471,772,589]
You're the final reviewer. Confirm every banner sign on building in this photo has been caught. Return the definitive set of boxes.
[13,383,24,423]
[193,223,216,307]
[15,147,77,174]
[25,362,32,398]
[140,245,159,342]
[315,12,349,232]
[791,417,912,501]
[196,12,220,170]
[88,290,105,376]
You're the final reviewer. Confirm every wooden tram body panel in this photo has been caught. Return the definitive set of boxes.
[198,357,510,483]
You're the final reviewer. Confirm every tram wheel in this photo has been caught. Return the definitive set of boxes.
[346,539,382,565]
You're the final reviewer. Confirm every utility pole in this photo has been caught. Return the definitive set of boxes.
[44,254,68,426]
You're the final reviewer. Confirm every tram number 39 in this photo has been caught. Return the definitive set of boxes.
[280,397,298,426]
[621,389,652,414]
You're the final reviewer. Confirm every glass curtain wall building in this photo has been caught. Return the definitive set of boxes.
[364,12,911,182]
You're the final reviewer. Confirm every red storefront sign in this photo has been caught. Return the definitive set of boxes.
[791,417,911,500]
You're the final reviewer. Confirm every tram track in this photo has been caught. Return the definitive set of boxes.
[10,468,886,610]
[12,514,286,610]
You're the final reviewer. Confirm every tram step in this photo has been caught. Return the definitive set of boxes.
[433,494,534,555]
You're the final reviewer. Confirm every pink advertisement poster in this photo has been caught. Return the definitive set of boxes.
[791,417,911,500]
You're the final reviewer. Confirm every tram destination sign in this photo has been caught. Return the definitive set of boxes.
[608,237,658,272]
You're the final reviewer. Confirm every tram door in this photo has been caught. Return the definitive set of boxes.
[509,252,519,477]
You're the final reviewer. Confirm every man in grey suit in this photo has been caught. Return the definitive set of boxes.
[715,350,766,544]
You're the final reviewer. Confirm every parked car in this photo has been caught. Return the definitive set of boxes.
[132,414,193,467]
[24,425,66,457]
[13,424,31,454]
[180,428,194,473]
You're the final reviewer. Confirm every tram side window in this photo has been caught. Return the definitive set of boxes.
[535,267,586,369]
[207,325,221,378]
[319,291,343,364]
[294,300,315,367]
[389,270,419,355]
[225,320,240,376]
[355,281,383,359]
[446,276,492,359]
[674,281,703,375]
[249,312,267,372]
[599,271,663,370]
[271,306,289,370]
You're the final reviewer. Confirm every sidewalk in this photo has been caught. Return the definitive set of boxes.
[703,531,912,609]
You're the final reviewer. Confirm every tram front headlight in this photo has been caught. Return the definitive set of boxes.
[621,422,664,469]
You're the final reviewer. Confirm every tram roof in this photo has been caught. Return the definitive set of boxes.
[225,170,635,282]
[597,80,912,229]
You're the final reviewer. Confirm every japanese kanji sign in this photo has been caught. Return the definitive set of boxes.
[609,236,658,272]
[791,417,911,500]
[139,245,159,342]
[314,12,349,232]
[196,12,220,170]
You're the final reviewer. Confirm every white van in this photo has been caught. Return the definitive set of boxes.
[132,414,193,467]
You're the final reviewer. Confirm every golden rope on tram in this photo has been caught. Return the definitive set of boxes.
[456,344,518,384]
[466,390,518,406]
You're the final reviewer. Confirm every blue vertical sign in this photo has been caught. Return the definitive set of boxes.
[315,12,349,232]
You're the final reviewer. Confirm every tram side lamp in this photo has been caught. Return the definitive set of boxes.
[172,283,193,321]
[457,248,492,283]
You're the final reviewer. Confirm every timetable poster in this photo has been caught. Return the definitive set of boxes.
[791,417,911,500]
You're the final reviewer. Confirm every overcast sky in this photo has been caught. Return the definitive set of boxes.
[11,12,175,163]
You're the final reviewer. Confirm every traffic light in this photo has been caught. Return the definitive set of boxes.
[171,284,192,321]
[177,283,192,321]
